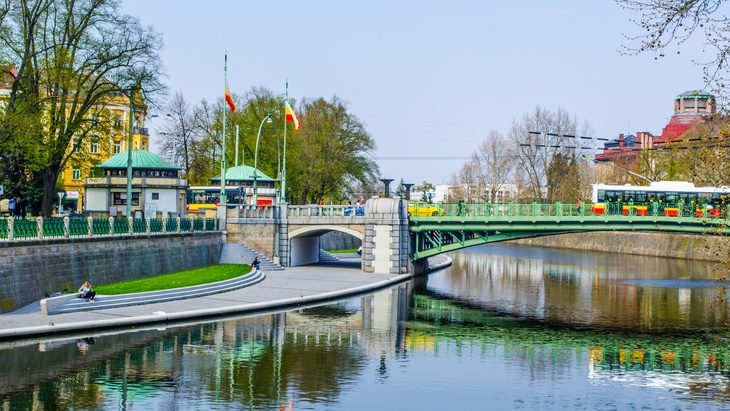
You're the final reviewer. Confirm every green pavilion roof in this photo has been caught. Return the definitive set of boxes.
[211,165,275,182]
[97,150,179,170]
[676,90,715,100]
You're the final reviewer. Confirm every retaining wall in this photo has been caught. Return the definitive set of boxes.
[0,232,222,313]
[511,231,730,261]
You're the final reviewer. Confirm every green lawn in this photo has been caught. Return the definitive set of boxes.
[79,264,252,295]
[327,248,358,254]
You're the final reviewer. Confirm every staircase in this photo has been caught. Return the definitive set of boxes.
[318,249,341,262]
[220,242,285,271]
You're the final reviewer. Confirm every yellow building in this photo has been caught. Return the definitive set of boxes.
[1,67,152,213]
[60,91,152,213]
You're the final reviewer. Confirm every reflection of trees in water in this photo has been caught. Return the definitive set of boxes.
[409,296,730,403]
[0,313,374,410]
[407,293,730,398]
[427,247,730,332]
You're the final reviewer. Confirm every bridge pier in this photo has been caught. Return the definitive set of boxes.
[226,198,413,274]
[362,198,410,274]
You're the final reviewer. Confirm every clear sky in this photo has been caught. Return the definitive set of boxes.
[120,0,709,185]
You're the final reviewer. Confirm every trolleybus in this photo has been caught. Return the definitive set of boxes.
[591,181,730,217]
[186,186,246,213]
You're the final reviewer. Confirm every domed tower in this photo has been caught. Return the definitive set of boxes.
[674,90,716,116]
[659,90,716,141]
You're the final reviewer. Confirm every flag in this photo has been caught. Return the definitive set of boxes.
[285,101,300,131]
[225,85,236,112]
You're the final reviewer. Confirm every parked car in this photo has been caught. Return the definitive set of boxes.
[408,202,442,217]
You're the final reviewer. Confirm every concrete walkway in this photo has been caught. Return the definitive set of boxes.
[0,255,451,341]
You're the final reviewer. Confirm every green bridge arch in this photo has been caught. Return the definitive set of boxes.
[408,202,730,260]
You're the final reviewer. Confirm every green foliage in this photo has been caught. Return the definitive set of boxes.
[0,0,164,216]
[91,264,252,295]
[286,96,378,204]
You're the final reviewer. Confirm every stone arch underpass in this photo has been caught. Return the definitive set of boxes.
[287,224,365,267]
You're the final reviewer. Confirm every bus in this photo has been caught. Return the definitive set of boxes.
[186,186,246,213]
[591,181,730,217]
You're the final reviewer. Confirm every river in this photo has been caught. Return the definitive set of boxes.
[1,243,729,410]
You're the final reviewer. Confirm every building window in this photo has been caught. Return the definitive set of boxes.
[91,114,98,125]
[90,141,99,154]
[152,193,159,200]
[113,141,121,153]
[113,192,139,206]
[114,115,122,129]
[72,167,81,180]
[73,138,80,153]
[142,142,146,150]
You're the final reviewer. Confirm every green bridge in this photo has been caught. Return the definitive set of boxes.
[408,201,730,260]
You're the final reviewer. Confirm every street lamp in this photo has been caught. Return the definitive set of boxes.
[403,183,414,200]
[126,88,135,218]
[253,113,273,205]
[380,178,394,198]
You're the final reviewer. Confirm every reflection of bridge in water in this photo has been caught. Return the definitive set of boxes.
[2,276,729,409]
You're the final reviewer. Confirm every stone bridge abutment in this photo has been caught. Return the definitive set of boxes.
[224,198,413,274]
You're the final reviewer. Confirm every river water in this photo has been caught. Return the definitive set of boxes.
[2,244,730,410]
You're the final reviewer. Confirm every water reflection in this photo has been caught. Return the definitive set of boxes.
[424,243,730,332]
[1,244,730,409]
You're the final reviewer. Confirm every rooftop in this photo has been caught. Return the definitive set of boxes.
[211,165,275,182]
[97,150,179,170]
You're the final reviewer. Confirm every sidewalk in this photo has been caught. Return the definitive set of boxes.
[0,255,451,341]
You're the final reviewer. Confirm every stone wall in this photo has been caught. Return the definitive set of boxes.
[511,231,730,261]
[225,219,278,259]
[318,231,363,251]
[0,232,221,313]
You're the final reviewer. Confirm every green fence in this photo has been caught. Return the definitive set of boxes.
[0,216,220,240]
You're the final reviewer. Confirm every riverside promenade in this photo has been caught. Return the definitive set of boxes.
[0,255,451,341]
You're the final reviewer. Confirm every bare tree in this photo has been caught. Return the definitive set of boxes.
[617,0,730,105]
[509,106,574,201]
[473,131,514,202]
[159,91,196,175]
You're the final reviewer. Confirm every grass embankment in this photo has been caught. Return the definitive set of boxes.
[82,264,252,295]
[327,248,358,254]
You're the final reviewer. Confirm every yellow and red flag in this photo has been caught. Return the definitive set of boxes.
[285,101,300,131]
[225,85,236,112]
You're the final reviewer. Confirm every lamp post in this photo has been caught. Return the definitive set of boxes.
[253,113,273,205]
[380,178,394,198]
[403,183,414,200]
[126,88,134,218]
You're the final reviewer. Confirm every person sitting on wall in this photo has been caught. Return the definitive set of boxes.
[251,257,261,271]
[77,281,96,302]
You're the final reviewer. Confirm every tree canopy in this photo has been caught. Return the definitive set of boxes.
[0,0,164,216]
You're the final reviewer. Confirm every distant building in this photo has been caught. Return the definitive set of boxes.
[84,150,186,218]
[595,90,716,167]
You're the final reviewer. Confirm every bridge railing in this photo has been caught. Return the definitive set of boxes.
[0,216,220,241]
[287,205,365,218]
[417,201,730,220]
[235,204,279,219]
[430,201,584,218]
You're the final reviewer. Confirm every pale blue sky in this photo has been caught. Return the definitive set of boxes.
[121,0,709,185]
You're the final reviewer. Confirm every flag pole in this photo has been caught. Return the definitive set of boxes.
[221,53,228,206]
[282,81,288,203]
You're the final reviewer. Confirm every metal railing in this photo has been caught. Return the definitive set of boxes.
[0,216,221,240]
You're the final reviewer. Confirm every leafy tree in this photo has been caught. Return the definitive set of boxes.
[287,96,378,204]
[418,181,435,203]
[0,0,164,216]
